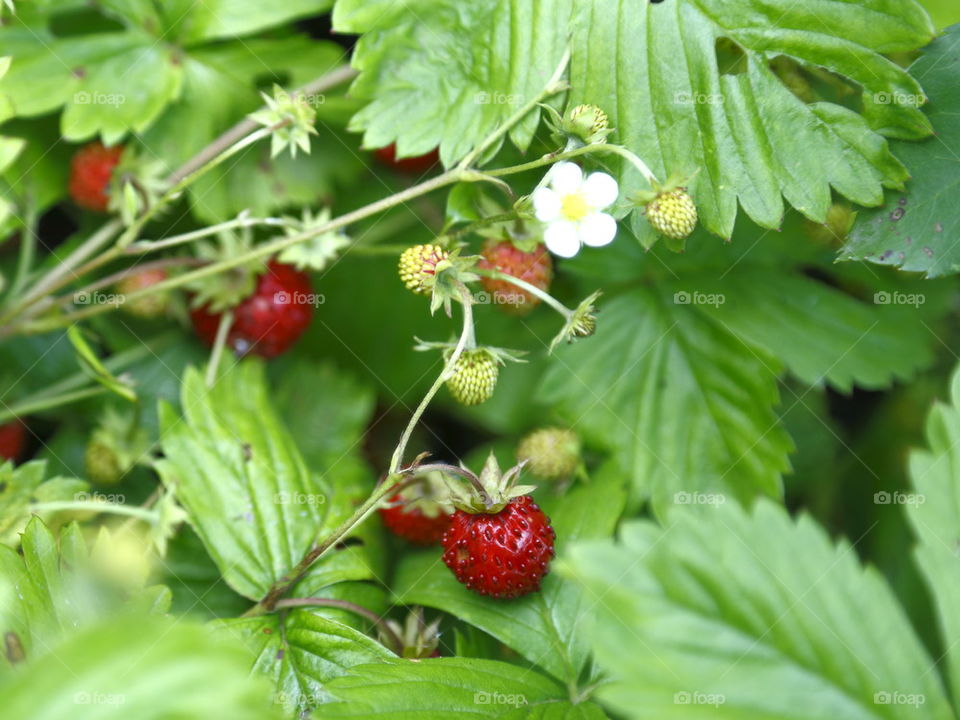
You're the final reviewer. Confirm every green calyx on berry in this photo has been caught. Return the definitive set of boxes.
[634,172,699,244]
[517,427,581,480]
[108,148,166,227]
[186,225,267,313]
[399,243,479,315]
[379,608,442,659]
[443,452,537,514]
[562,104,613,146]
[84,408,149,485]
[249,85,318,159]
[543,102,613,149]
[549,290,601,352]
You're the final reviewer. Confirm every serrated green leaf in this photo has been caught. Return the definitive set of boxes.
[156,360,376,602]
[177,0,335,43]
[321,657,566,718]
[539,287,791,513]
[60,43,183,144]
[840,25,960,276]
[0,460,87,546]
[0,614,283,720]
[215,609,393,715]
[571,0,932,242]
[903,363,960,703]
[333,0,573,166]
[395,464,625,685]
[561,503,953,719]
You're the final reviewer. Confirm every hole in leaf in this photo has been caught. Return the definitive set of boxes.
[769,55,861,107]
[716,38,747,75]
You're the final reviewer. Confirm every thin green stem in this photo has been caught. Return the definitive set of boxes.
[1,219,123,325]
[0,386,107,424]
[29,501,157,523]
[389,285,475,475]
[126,215,290,255]
[457,48,571,171]
[205,310,234,387]
[15,169,468,334]
[486,142,658,185]
[9,198,38,298]
[478,268,572,317]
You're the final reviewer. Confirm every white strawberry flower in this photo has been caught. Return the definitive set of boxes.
[532,162,619,258]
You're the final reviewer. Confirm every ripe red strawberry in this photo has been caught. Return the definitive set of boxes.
[374,144,440,174]
[380,493,453,545]
[190,260,313,358]
[0,421,25,462]
[477,240,552,315]
[442,495,555,599]
[69,141,123,212]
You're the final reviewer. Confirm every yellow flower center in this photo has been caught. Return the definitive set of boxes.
[560,192,591,221]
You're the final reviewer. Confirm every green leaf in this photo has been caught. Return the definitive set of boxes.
[0,519,96,664]
[570,0,933,242]
[333,0,573,166]
[60,42,183,145]
[0,614,283,720]
[215,609,393,715]
[395,465,626,684]
[840,25,960,276]
[321,657,567,718]
[561,503,953,719]
[177,0,335,43]
[156,360,376,601]
[903,363,960,703]
[539,287,791,513]
[0,460,87,547]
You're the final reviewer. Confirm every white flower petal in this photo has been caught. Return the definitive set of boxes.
[579,212,618,247]
[582,172,619,210]
[547,162,583,195]
[544,220,582,258]
[532,187,562,222]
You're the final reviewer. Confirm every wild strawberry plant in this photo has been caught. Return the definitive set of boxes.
[0,1,959,718]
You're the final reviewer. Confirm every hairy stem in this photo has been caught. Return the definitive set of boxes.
[205,310,234,387]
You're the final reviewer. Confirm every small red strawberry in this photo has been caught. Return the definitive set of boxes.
[380,496,452,545]
[477,240,552,315]
[69,141,123,212]
[0,421,25,462]
[190,260,314,358]
[440,454,554,599]
[374,144,440,174]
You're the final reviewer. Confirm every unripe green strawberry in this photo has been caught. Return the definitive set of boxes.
[117,268,170,320]
[517,427,581,480]
[85,439,122,485]
[562,104,611,145]
[645,187,698,240]
[399,244,448,295]
[447,349,498,406]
